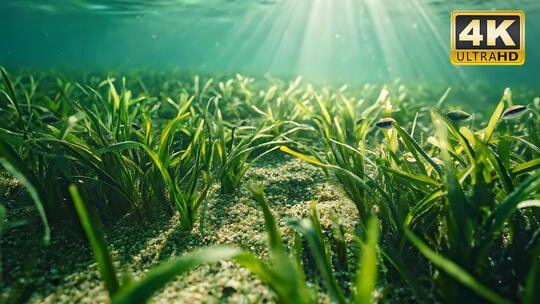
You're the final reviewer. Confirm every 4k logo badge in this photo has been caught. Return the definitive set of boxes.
[451,11,524,65]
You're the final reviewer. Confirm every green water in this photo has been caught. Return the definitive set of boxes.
[2,2,540,303]
[1,0,539,86]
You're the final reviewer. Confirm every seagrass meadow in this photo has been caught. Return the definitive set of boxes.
[0,67,539,304]
[2,0,540,303]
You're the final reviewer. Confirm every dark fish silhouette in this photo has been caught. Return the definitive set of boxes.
[131,122,141,130]
[445,110,472,122]
[375,117,396,129]
[501,105,527,119]
[40,115,60,124]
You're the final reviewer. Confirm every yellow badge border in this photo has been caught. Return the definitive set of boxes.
[451,10,525,65]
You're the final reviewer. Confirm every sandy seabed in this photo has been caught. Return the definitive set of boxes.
[2,155,359,304]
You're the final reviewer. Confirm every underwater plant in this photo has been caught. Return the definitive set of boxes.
[205,97,300,194]
[69,184,243,304]
[289,201,380,304]
[281,87,540,303]
[1,68,539,303]
[236,183,315,304]
[241,184,380,304]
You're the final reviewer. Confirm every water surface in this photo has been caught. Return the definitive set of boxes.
[1,0,539,87]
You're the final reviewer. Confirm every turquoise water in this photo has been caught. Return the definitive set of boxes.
[1,0,539,85]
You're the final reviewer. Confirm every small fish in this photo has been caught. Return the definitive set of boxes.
[445,110,472,122]
[501,105,527,119]
[40,115,60,124]
[131,122,141,130]
[356,118,365,125]
[375,117,396,129]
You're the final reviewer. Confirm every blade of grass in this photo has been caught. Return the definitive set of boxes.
[524,258,539,304]
[112,246,242,304]
[484,99,504,144]
[0,67,23,123]
[354,217,379,304]
[280,145,396,230]
[403,187,444,227]
[381,166,440,188]
[0,203,4,290]
[432,110,474,249]
[480,170,540,247]
[510,158,540,177]
[314,93,332,126]
[0,140,50,244]
[69,184,119,295]
[242,184,314,304]
[247,184,284,252]
[435,87,452,109]
[280,146,324,166]
[395,124,442,176]
[405,228,509,304]
[290,205,347,304]
[431,110,475,164]
[499,135,540,154]
[474,138,513,193]
[516,200,540,209]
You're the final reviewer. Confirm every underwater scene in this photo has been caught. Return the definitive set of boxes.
[1,0,539,303]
